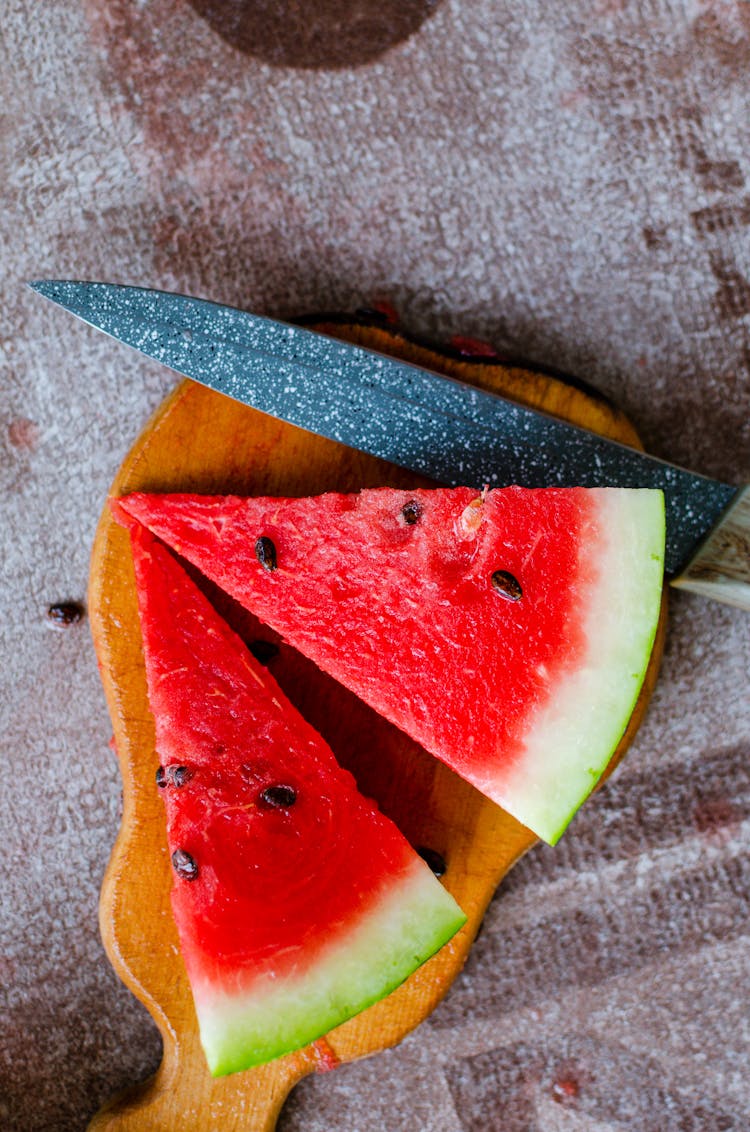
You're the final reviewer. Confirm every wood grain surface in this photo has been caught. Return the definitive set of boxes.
[87,319,666,1130]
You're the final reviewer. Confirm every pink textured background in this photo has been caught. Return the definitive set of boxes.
[2,1,749,1129]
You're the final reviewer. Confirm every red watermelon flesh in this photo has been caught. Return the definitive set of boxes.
[116,486,665,845]
[124,521,466,1075]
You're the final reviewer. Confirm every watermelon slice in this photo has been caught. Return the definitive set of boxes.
[116,486,665,845]
[124,522,466,1076]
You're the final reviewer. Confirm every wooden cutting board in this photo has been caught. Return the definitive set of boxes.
[87,315,666,1131]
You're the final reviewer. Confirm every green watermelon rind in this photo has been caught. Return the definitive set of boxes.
[497,489,665,844]
[192,858,467,1076]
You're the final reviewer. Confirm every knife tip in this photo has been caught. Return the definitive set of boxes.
[27,280,95,310]
[27,279,61,298]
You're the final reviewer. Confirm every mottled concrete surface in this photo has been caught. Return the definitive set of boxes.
[2,1,750,1129]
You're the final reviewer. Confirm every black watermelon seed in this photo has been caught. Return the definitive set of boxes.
[171,849,198,880]
[155,766,166,788]
[416,846,447,877]
[255,536,277,572]
[168,765,193,787]
[260,784,297,808]
[401,500,422,525]
[249,639,280,665]
[46,601,84,629]
[491,570,523,601]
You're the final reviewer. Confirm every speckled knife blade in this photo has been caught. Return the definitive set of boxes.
[30,280,737,577]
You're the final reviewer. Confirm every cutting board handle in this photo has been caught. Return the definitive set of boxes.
[87,1051,315,1131]
[672,484,750,610]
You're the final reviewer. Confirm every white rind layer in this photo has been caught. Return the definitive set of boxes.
[191,859,466,1076]
[485,489,665,844]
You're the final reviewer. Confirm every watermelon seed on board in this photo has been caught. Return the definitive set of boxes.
[416,847,447,877]
[255,536,278,571]
[490,569,523,601]
[167,766,193,787]
[259,784,297,808]
[401,500,422,525]
[172,849,199,880]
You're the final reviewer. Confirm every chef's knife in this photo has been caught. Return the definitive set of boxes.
[30,281,750,610]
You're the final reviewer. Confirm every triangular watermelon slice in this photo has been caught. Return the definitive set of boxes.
[116,486,665,845]
[124,521,466,1075]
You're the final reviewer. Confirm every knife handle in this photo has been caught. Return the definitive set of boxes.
[672,485,750,610]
